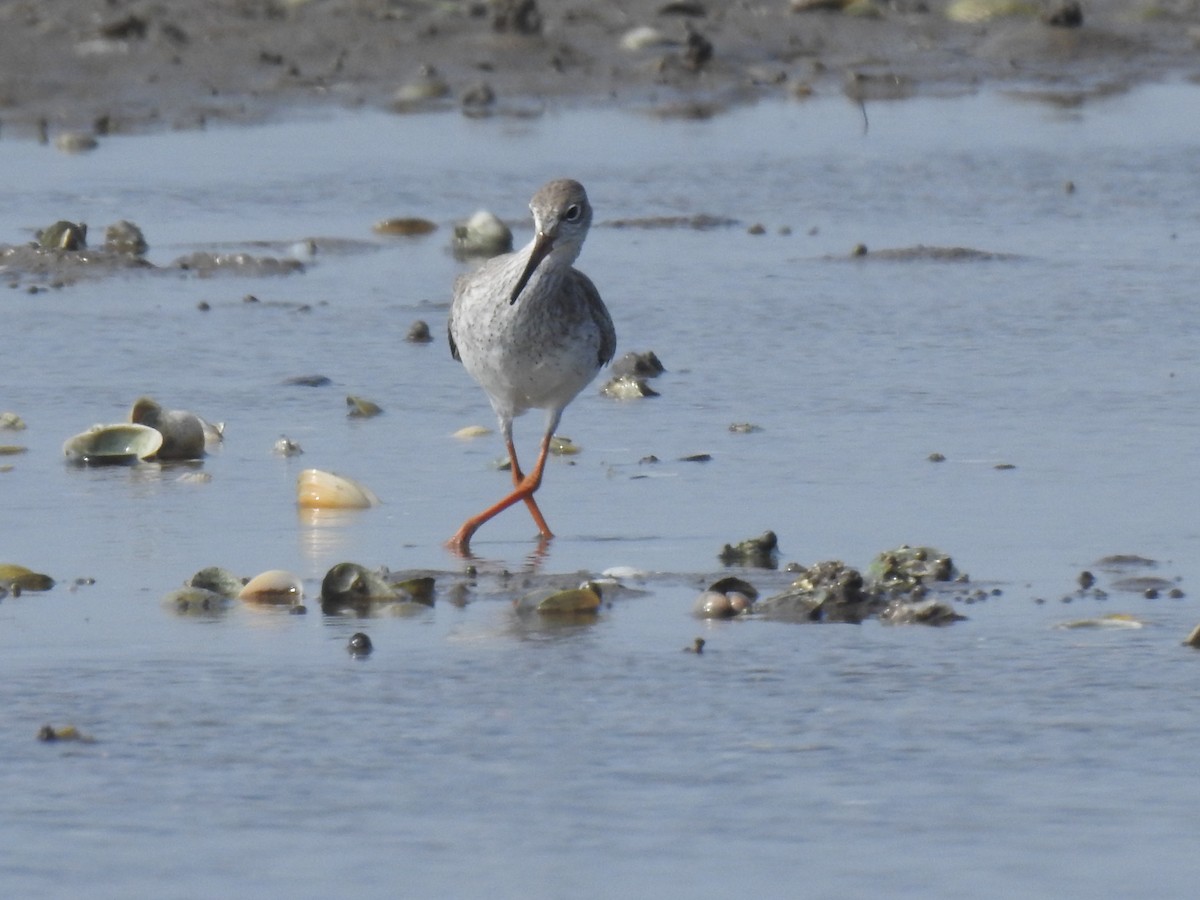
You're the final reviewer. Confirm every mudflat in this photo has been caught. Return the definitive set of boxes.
[2,1,1198,136]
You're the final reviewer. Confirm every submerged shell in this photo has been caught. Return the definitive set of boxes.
[454,425,492,440]
[63,423,163,465]
[163,586,232,617]
[600,375,659,399]
[238,569,304,605]
[0,412,27,430]
[346,395,384,418]
[373,217,437,237]
[518,585,603,615]
[297,469,379,509]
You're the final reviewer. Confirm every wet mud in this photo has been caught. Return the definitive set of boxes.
[1,1,1198,138]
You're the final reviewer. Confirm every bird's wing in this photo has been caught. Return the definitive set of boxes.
[575,270,617,367]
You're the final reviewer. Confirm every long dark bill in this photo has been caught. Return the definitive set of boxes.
[509,232,555,305]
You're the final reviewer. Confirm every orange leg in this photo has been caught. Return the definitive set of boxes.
[448,430,555,551]
[504,434,553,538]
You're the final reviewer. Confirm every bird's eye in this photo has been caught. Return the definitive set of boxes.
[564,204,582,222]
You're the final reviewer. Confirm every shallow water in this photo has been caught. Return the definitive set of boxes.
[2,85,1200,897]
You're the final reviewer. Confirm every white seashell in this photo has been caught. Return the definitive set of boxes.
[620,26,672,52]
[63,423,162,465]
[453,425,492,440]
[296,468,379,509]
[238,569,304,605]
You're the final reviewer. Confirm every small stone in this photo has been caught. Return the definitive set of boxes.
[348,632,373,656]
[683,637,706,654]
[406,320,433,343]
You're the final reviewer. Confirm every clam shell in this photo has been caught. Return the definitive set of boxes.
[63,423,162,465]
[516,586,602,615]
[296,468,379,509]
[238,569,303,605]
[0,564,55,592]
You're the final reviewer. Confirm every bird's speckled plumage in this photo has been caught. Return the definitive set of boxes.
[446,178,616,549]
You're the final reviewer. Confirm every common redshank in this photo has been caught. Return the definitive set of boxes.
[447,178,616,551]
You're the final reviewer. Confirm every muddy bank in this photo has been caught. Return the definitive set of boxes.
[2,1,1199,137]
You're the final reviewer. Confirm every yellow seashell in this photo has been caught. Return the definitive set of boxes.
[296,468,379,509]
[0,564,55,592]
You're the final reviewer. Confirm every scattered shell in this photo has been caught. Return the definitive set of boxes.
[37,724,94,743]
[162,586,231,617]
[0,412,26,430]
[453,210,513,258]
[273,435,304,456]
[549,435,581,456]
[693,590,737,619]
[189,566,245,598]
[0,564,55,592]
[1057,613,1145,630]
[454,425,493,440]
[660,1,706,15]
[238,569,304,605]
[611,350,665,378]
[176,471,212,485]
[296,468,379,509]
[620,26,673,52]
[54,132,99,154]
[129,397,206,460]
[517,585,603,615]
[38,220,87,250]
[461,82,496,115]
[945,0,1038,23]
[199,418,225,449]
[393,66,451,109]
[373,217,437,237]
[104,220,148,256]
[321,561,397,607]
[406,320,434,343]
[869,545,956,592]
[1043,2,1082,27]
[707,576,759,601]
[284,374,332,387]
[600,374,659,399]
[0,445,28,456]
[63,423,162,465]
[880,599,965,626]
[346,395,384,418]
